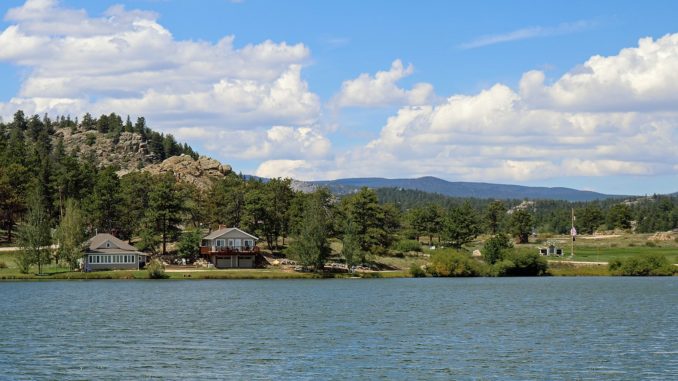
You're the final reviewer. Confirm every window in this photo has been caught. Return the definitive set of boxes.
[216,239,225,247]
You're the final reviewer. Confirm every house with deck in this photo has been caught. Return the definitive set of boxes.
[200,227,259,268]
[84,233,148,271]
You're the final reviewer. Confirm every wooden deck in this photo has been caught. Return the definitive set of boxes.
[200,246,260,255]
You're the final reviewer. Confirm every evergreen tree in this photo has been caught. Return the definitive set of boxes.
[145,173,185,255]
[508,209,534,244]
[485,200,507,234]
[441,202,481,249]
[287,192,331,271]
[88,167,122,233]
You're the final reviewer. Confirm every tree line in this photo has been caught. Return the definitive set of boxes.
[2,110,678,274]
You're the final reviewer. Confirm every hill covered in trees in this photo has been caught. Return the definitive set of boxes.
[299,176,622,201]
[2,109,678,276]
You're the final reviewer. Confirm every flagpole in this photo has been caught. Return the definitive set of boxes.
[571,208,575,258]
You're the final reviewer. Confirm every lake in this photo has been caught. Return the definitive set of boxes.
[0,277,676,380]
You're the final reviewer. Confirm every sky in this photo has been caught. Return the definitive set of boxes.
[1,0,678,195]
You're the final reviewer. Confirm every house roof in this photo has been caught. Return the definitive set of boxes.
[203,227,259,241]
[87,233,140,252]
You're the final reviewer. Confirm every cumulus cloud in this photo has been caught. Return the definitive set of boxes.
[274,34,678,183]
[520,34,678,112]
[331,59,434,108]
[0,0,324,166]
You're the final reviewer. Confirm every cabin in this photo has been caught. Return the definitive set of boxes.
[539,244,563,256]
[200,227,259,268]
[84,233,148,271]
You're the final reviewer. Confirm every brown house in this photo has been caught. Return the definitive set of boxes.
[200,227,259,268]
[84,233,148,271]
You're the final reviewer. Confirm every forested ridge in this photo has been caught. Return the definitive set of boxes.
[2,110,678,273]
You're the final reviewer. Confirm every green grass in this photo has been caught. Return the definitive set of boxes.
[511,234,678,264]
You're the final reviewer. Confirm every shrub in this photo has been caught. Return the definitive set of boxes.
[429,250,486,277]
[609,253,677,276]
[0,261,6,269]
[396,240,423,253]
[147,259,168,279]
[492,251,548,276]
[409,263,426,278]
[85,133,97,146]
[644,241,656,247]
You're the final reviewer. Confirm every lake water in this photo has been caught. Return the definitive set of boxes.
[0,277,676,380]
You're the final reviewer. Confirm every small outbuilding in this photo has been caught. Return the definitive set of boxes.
[200,227,259,268]
[538,244,563,256]
[84,233,148,271]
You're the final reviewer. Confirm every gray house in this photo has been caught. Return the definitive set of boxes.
[200,227,259,268]
[84,233,148,271]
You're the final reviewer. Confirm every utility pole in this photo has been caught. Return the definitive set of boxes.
[570,208,576,258]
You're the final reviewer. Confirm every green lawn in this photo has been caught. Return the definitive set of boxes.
[509,234,678,264]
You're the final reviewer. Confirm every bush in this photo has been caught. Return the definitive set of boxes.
[609,253,677,276]
[429,250,487,277]
[147,259,168,279]
[0,261,6,269]
[645,241,657,247]
[409,263,426,277]
[492,251,548,276]
[396,240,423,253]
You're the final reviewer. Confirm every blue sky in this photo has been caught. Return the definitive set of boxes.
[2,0,678,195]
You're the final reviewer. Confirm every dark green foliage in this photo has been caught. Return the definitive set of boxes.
[608,253,677,276]
[440,202,481,249]
[606,203,632,230]
[493,251,548,276]
[341,218,363,267]
[508,209,533,244]
[482,233,513,264]
[340,188,395,252]
[145,173,185,255]
[87,167,122,233]
[577,204,604,234]
[406,204,442,243]
[287,192,332,271]
[485,200,507,234]
[428,250,486,277]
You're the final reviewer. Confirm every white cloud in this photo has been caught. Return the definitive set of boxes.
[0,0,322,168]
[331,59,434,108]
[278,34,678,183]
[520,33,678,112]
[459,20,596,49]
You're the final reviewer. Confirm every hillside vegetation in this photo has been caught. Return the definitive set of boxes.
[1,110,677,277]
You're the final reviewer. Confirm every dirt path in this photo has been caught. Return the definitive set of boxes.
[548,260,608,266]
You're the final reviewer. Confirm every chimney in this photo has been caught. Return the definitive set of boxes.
[218,224,226,230]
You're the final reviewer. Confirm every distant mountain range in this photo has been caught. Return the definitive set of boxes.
[292,176,625,202]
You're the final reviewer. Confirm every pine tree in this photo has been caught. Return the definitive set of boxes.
[145,173,185,255]
[287,193,331,271]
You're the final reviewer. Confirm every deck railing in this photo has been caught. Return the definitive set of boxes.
[200,246,260,255]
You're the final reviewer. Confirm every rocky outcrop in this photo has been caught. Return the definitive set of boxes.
[141,155,232,190]
[54,127,153,171]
